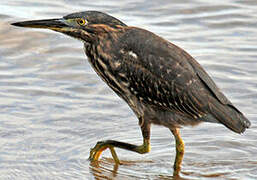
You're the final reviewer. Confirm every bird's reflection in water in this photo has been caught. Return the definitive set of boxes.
[89,158,119,179]
[89,156,189,180]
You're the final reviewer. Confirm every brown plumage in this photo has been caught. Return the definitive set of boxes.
[12,11,251,176]
[84,24,250,133]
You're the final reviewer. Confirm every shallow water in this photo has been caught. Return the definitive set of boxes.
[0,0,257,179]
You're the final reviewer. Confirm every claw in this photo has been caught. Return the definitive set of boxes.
[89,141,120,164]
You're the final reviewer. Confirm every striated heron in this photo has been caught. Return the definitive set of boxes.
[12,11,251,176]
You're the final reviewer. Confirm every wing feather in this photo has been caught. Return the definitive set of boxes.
[114,28,213,119]
[111,27,250,132]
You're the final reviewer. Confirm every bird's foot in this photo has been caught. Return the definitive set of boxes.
[89,141,120,164]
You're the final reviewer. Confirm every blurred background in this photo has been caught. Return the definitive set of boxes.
[0,0,256,179]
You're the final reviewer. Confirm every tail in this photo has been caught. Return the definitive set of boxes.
[208,99,251,134]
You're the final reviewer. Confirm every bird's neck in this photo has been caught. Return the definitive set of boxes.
[83,35,133,105]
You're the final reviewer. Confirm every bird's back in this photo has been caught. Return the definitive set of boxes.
[85,26,251,133]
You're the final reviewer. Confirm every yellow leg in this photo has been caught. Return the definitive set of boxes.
[89,139,150,164]
[89,120,151,164]
[171,128,184,177]
[89,142,120,163]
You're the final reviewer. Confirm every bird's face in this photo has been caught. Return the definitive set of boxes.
[12,11,127,43]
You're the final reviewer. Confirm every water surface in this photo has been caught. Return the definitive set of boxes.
[0,0,257,179]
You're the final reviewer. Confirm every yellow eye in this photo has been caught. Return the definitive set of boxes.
[77,18,86,26]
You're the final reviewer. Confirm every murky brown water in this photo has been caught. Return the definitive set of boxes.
[0,0,257,179]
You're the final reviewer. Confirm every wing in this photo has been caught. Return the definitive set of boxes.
[113,27,250,133]
[115,28,211,119]
[179,47,231,105]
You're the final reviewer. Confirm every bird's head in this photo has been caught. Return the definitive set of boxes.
[12,11,127,43]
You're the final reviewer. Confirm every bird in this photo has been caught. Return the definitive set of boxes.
[12,11,251,176]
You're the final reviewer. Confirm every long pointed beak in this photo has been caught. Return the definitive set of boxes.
[11,17,89,42]
[11,18,68,29]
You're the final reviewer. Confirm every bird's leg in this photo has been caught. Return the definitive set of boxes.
[170,128,184,176]
[89,119,151,164]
